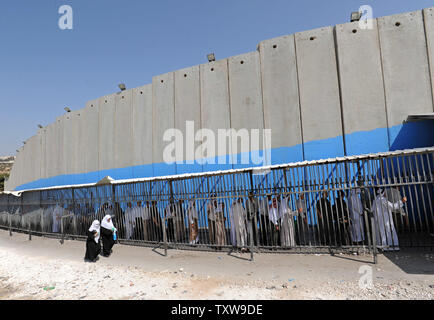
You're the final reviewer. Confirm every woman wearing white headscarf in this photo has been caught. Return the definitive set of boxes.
[372,188,407,251]
[84,220,101,262]
[187,200,199,244]
[100,215,117,257]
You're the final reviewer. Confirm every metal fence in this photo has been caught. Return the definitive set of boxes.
[0,148,433,262]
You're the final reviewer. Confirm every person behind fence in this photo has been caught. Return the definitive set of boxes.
[150,201,163,241]
[135,201,147,241]
[280,195,297,247]
[348,188,365,244]
[268,197,281,247]
[246,192,259,246]
[385,186,407,233]
[214,200,227,248]
[372,187,407,251]
[258,194,272,246]
[125,202,135,240]
[187,199,199,245]
[333,190,350,246]
[296,193,309,245]
[230,198,248,251]
[113,202,125,240]
[84,220,101,263]
[175,200,186,243]
[52,203,63,233]
[165,200,176,242]
[100,215,117,257]
[315,191,333,245]
[207,196,217,245]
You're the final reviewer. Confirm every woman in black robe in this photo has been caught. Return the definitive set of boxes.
[84,220,101,262]
[100,215,117,257]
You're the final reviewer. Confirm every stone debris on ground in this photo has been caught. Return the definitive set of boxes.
[0,231,433,300]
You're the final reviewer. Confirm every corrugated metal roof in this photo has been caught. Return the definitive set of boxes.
[5,146,433,193]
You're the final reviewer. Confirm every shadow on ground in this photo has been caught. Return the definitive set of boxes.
[382,249,434,275]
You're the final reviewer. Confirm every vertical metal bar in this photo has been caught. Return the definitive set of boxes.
[8,195,12,236]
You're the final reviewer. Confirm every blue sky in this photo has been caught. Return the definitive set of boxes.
[0,0,432,156]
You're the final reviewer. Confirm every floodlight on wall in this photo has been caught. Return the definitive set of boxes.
[22,141,26,145]
[37,124,43,129]
[64,107,71,113]
[207,53,216,62]
[350,11,362,22]
[118,83,126,91]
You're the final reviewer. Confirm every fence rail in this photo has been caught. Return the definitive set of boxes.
[0,148,433,262]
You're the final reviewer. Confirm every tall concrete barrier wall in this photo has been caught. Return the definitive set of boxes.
[258,34,303,165]
[200,59,232,172]
[295,26,345,160]
[7,7,434,191]
[132,84,153,178]
[335,19,389,155]
[174,65,202,174]
[378,10,433,150]
[152,72,175,177]
[228,51,264,169]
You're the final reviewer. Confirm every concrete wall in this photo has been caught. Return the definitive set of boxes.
[228,51,264,169]
[378,10,433,149]
[335,20,389,155]
[152,72,175,176]
[258,34,303,165]
[113,90,133,179]
[7,7,434,191]
[174,66,202,174]
[295,26,345,160]
[200,59,232,172]
[132,84,153,178]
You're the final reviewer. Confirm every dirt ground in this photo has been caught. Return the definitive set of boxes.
[0,230,433,300]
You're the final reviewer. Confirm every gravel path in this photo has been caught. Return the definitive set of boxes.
[0,230,433,300]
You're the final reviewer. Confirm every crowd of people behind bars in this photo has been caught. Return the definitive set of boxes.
[11,185,409,255]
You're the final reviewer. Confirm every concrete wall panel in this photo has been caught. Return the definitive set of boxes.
[228,51,265,169]
[258,35,303,164]
[114,90,133,179]
[295,26,345,160]
[132,84,153,178]
[200,59,232,171]
[45,123,55,180]
[98,94,116,176]
[75,110,87,183]
[83,100,99,178]
[152,72,176,176]
[335,20,389,155]
[378,10,433,148]
[423,7,434,109]
[174,65,202,174]
[39,128,46,180]
[56,115,66,186]
[63,112,74,176]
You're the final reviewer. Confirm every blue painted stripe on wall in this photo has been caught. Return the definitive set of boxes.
[13,121,434,191]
